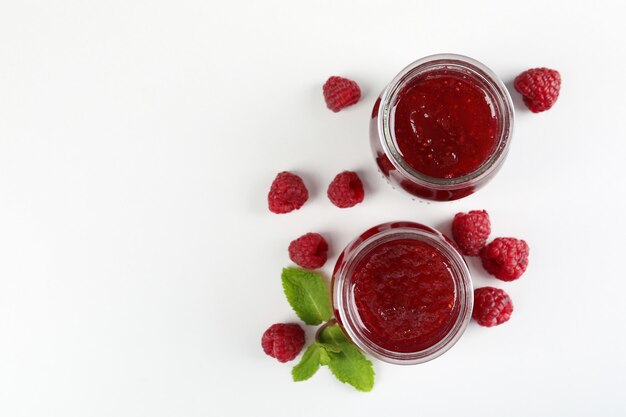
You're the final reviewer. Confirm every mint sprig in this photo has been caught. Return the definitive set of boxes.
[279,267,375,392]
[281,267,332,325]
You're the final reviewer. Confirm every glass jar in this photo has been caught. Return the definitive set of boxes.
[332,221,473,365]
[370,54,514,201]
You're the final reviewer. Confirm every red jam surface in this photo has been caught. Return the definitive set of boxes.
[352,238,456,353]
[393,69,499,179]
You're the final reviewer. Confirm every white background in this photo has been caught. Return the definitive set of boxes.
[1,1,625,416]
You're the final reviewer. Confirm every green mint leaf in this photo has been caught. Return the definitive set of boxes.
[319,346,331,366]
[317,323,348,350]
[319,324,375,392]
[317,342,342,353]
[292,343,321,382]
[281,267,332,325]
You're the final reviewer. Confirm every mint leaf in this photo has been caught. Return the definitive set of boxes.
[319,324,375,392]
[317,342,342,353]
[292,344,321,382]
[327,348,374,392]
[317,324,347,350]
[281,267,332,325]
[319,346,331,366]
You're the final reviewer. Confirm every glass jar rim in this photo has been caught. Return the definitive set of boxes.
[332,222,474,365]
[376,53,515,188]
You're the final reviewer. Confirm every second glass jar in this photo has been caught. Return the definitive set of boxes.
[332,221,473,365]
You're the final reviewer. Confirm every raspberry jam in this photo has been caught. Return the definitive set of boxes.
[393,71,498,179]
[370,54,514,201]
[352,238,455,352]
[333,222,473,364]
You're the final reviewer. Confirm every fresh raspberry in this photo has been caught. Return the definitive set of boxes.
[261,323,305,363]
[327,171,364,208]
[288,233,328,269]
[473,287,514,327]
[268,172,309,214]
[323,76,361,112]
[480,238,529,281]
[514,68,561,113]
[452,210,491,256]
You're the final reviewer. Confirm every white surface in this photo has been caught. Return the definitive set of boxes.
[1,1,625,416]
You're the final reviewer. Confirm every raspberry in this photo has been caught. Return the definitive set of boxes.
[268,172,309,214]
[452,210,491,256]
[473,287,514,327]
[327,171,364,208]
[514,68,561,113]
[323,76,361,112]
[480,238,529,281]
[288,233,328,269]
[261,323,305,363]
